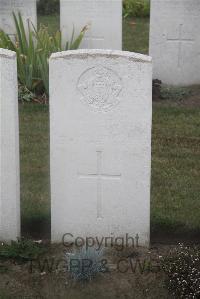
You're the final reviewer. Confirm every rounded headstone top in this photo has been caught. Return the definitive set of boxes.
[0,48,16,59]
[50,49,152,64]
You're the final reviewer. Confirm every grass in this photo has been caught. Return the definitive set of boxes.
[37,15,150,54]
[0,239,46,261]
[18,15,200,240]
[19,104,50,238]
[38,14,60,34]
[151,104,200,237]
[123,17,149,53]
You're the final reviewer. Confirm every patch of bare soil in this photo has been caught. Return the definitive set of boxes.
[0,244,172,299]
[180,94,200,108]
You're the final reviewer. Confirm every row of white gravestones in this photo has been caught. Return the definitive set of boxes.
[50,49,152,246]
[1,0,200,85]
[149,0,200,86]
[0,0,37,37]
[0,0,122,50]
[0,47,152,246]
[0,49,20,242]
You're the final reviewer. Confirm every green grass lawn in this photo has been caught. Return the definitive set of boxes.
[151,104,200,239]
[19,15,200,240]
[123,17,149,53]
[20,104,50,238]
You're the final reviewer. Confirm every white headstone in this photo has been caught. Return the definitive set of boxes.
[50,49,152,246]
[149,0,200,85]
[60,0,122,50]
[0,0,37,37]
[0,48,20,242]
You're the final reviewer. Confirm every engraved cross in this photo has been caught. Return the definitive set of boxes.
[78,151,121,219]
[167,24,194,67]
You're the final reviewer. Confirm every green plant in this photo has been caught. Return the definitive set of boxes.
[0,14,41,93]
[162,244,200,298]
[160,86,191,101]
[34,23,88,94]
[18,84,36,102]
[0,13,87,97]
[66,247,106,281]
[0,239,46,262]
[123,0,150,18]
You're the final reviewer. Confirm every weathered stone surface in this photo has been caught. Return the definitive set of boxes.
[0,48,20,241]
[60,0,122,50]
[150,0,200,85]
[0,0,37,37]
[50,49,152,247]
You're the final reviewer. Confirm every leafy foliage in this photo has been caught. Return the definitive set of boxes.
[162,244,200,298]
[66,247,106,281]
[0,13,87,97]
[18,85,36,102]
[123,0,150,18]
[160,86,192,101]
[0,239,46,262]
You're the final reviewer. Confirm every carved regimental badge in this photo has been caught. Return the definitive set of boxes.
[77,66,122,112]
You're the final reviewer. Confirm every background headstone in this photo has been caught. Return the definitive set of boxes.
[0,48,20,241]
[0,0,37,37]
[50,49,152,246]
[149,0,200,85]
[60,0,122,50]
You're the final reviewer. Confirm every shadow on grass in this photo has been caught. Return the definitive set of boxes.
[151,217,200,244]
[21,213,200,244]
[21,215,51,240]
